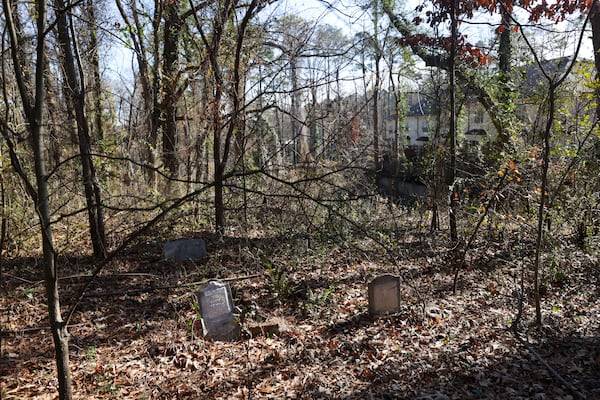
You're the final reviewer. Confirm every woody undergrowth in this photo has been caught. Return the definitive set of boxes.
[1,156,599,398]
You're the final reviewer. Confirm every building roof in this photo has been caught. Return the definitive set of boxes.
[407,94,435,116]
[520,56,572,95]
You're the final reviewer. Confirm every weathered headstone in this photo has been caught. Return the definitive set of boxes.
[197,280,239,341]
[368,274,402,316]
[163,238,207,261]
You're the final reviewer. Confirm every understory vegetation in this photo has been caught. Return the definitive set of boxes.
[2,157,599,398]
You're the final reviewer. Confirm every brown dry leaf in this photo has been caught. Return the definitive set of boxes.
[258,385,277,393]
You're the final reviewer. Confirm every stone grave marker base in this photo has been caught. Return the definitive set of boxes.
[164,238,207,261]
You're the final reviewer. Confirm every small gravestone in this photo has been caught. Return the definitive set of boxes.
[197,280,239,341]
[368,274,402,315]
[163,238,207,261]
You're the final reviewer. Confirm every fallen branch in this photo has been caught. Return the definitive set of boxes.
[8,272,164,287]
[0,323,87,337]
[61,272,161,281]
[510,285,587,399]
[81,273,263,298]
[515,333,587,399]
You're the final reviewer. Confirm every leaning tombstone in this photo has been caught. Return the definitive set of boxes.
[197,280,239,341]
[368,274,402,316]
[164,238,207,261]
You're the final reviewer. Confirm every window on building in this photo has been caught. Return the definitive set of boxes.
[473,110,484,124]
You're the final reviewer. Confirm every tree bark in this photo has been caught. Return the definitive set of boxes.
[290,56,302,164]
[373,52,381,170]
[533,87,554,326]
[519,5,587,325]
[193,0,260,235]
[590,4,600,121]
[208,8,227,237]
[44,60,64,168]
[84,0,103,142]
[448,0,459,244]
[2,0,74,396]
[161,0,181,176]
[54,0,107,258]
[495,8,513,147]
[372,0,381,170]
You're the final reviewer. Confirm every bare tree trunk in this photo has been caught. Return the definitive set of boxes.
[205,3,229,236]
[448,0,459,244]
[2,0,73,396]
[194,0,260,236]
[193,74,210,185]
[533,89,554,326]
[372,0,381,170]
[0,173,5,294]
[54,0,107,258]
[214,163,226,236]
[84,0,103,142]
[388,62,402,163]
[115,0,161,184]
[373,55,381,169]
[149,1,162,184]
[161,0,181,176]
[590,4,600,121]
[290,57,302,164]
[494,9,513,147]
[519,13,587,325]
[42,214,72,400]
[44,54,64,168]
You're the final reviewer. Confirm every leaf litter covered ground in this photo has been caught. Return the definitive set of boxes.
[1,219,599,399]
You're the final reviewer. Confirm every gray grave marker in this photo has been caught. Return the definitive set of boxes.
[197,280,239,341]
[164,238,207,261]
[368,274,402,315]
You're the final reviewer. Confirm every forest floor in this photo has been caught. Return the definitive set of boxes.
[1,216,599,399]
